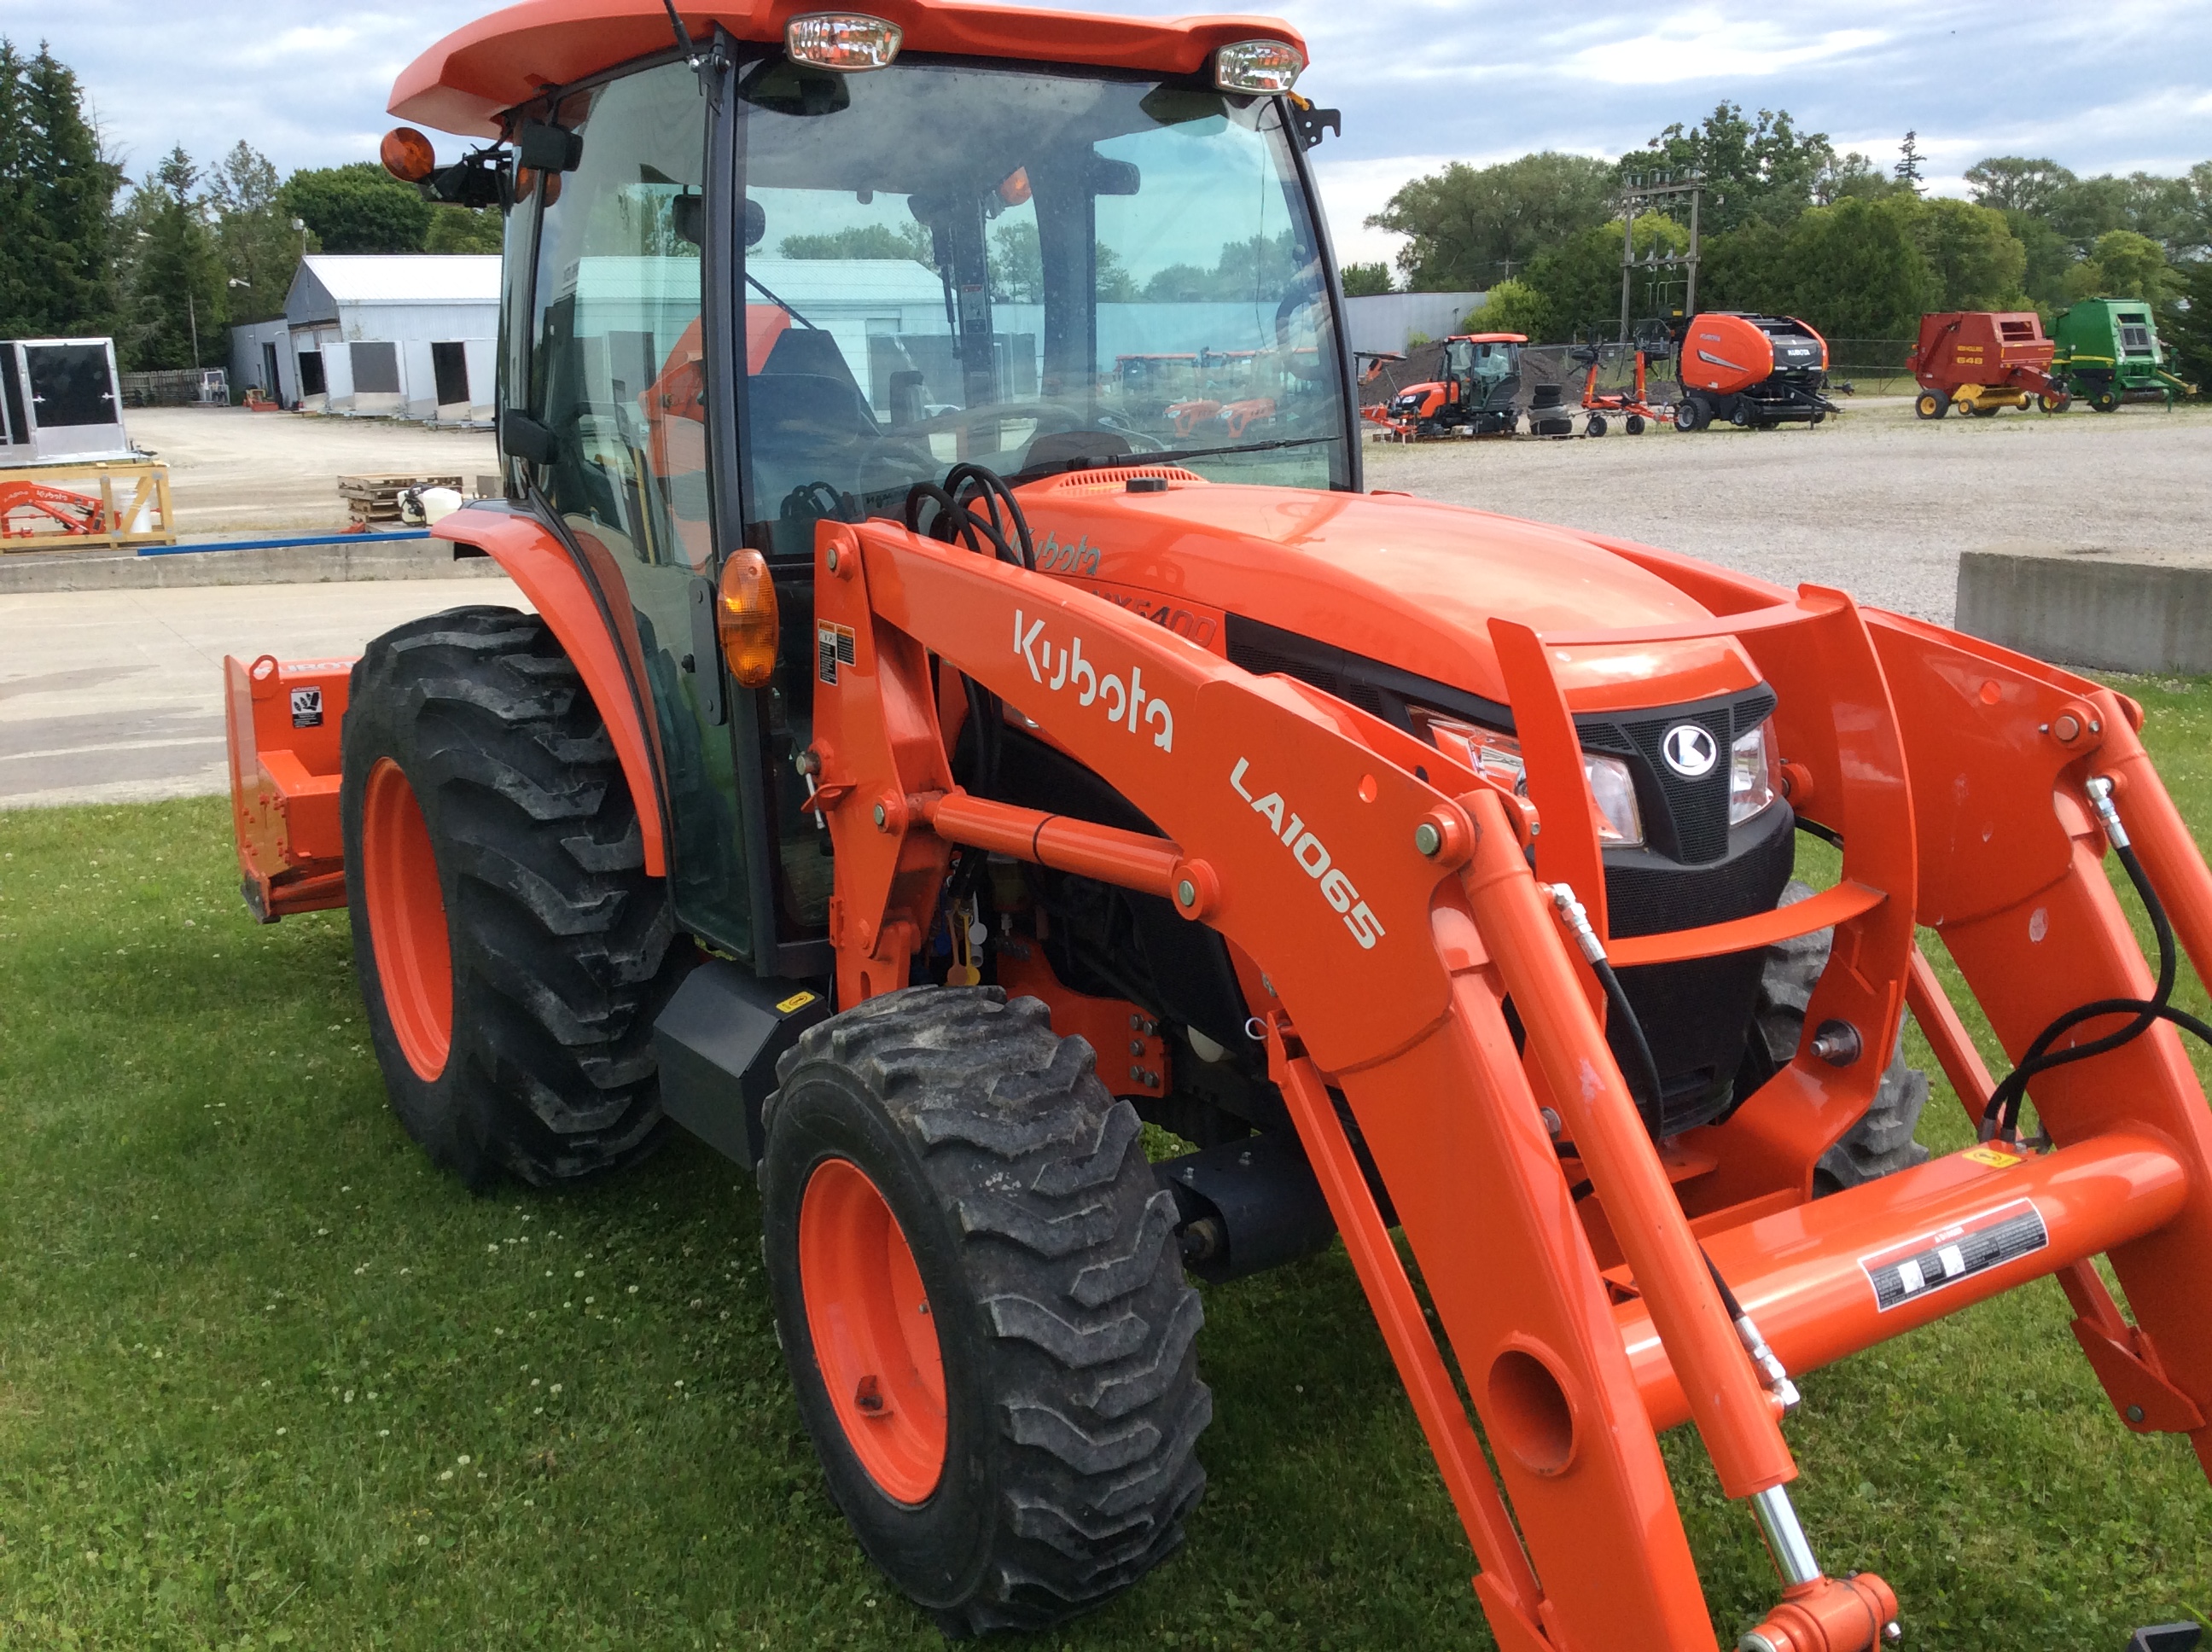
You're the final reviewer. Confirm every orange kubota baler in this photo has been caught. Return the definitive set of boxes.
[225,5,2212,1648]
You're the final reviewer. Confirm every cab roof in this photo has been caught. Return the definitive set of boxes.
[390,0,1307,137]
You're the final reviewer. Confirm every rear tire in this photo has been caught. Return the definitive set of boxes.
[1914,391,1949,420]
[761,986,1208,1636]
[341,606,682,1188]
[1748,882,1930,1194]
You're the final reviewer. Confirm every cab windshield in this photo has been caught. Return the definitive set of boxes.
[736,56,1350,555]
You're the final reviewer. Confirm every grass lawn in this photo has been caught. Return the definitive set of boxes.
[4,681,2212,1649]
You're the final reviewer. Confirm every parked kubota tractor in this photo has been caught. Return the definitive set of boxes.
[224,5,2212,1648]
[1674,312,1836,431]
[1375,331,1527,437]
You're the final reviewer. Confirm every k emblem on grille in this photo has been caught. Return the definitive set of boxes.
[1662,723,1719,778]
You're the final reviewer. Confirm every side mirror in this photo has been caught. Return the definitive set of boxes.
[673,195,705,247]
[1089,157,1140,197]
[515,121,584,174]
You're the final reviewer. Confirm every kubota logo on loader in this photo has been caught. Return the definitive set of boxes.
[1013,608,1175,752]
[1230,758,1386,950]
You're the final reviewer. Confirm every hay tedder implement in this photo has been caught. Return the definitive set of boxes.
[223,4,2212,1646]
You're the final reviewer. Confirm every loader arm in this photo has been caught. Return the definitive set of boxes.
[808,512,1932,1648]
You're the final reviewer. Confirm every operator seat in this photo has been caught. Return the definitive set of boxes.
[747,325,880,502]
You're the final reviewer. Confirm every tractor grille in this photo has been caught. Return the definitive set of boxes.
[1224,614,1796,1135]
[1580,687,1776,865]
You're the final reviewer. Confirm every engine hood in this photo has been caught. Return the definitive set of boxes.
[1016,474,1761,714]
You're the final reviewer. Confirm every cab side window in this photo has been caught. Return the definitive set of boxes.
[530,62,711,569]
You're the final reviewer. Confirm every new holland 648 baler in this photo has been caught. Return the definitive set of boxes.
[224,5,2212,1647]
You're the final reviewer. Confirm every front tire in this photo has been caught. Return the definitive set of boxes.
[341,606,682,1188]
[1747,882,1931,1193]
[1915,391,1949,420]
[762,987,1209,1636]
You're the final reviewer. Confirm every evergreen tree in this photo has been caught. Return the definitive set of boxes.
[117,146,225,370]
[1894,131,1925,195]
[2165,258,2212,393]
[0,39,122,336]
[207,142,307,321]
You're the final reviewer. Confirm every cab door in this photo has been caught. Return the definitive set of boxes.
[519,60,768,959]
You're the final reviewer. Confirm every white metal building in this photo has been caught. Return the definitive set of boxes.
[229,255,499,422]
[1342,290,1488,358]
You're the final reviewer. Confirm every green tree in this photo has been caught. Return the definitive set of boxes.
[1094,242,1137,304]
[2064,229,2172,303]
[1468,277,1545,338]
[282,161,430,254]
[1365,152,1617,292]
[206,142,306,322]
[1339,261,1392,297]
[424,206,503,254]
[1965,156,2076,216]
[988,220,1040,302]
[118,146,225,369]
[1894,131,1925,195]
[1519,212,1690,341]
[1778,196,1937,340]
[1910,196,2027,311]
[777,220,933,262]
[1813,150,1901,206]
[2045,174,2133,247]
[2164,258,2212,393]
[1633,104,1838,234]
[1698,216,1791,314]
[2005,210,2077,311]
[0,38,121,336]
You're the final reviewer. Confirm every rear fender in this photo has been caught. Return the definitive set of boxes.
[432,504,667,877]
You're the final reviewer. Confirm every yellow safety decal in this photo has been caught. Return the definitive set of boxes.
[776,990,819,1015]
[1961,1145,2023,1169]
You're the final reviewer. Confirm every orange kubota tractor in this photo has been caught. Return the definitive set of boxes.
[224,5,2212,1649]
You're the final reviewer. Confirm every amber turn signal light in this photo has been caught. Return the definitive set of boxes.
[381,127,437,184]
[718,549,780,688]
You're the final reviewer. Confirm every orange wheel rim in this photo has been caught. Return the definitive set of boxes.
[361,758,453,1081]
[798,1157,947,1502]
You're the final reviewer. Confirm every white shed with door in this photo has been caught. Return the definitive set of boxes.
[230,255,500,423]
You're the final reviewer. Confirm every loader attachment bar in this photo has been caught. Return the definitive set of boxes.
[809,515,2212,1649]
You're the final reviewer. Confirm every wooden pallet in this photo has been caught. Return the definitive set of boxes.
[0,459,176,554]
[338,473,464,526]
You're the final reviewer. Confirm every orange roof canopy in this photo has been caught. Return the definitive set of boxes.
[391,0,1307,137]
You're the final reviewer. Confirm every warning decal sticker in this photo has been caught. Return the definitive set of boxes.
[1860,1197,2048,1312]
[817,622,856,686]
[290,686,323,728]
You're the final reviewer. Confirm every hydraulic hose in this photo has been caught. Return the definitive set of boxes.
[1543,880,1802,1416]
[1982,778,2212,1143]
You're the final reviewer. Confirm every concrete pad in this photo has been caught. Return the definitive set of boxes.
[0,579,530,808]
[1957,546,2212,673]
[0,536,515,596]
[119,405,500,537]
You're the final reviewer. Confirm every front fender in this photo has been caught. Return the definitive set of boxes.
[433,504,667,877]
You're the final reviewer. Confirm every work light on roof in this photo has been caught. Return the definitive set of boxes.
[786,13,902,71]
[1214,39,1304,94]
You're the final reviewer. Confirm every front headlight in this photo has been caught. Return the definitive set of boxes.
[1421,717,1644,848]
[1730,719,1780,824]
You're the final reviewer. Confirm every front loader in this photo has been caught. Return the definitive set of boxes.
[224,3,2212,1647]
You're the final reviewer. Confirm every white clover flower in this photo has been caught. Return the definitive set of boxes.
[457,1454,470,1466]
[439,1469,453,1482]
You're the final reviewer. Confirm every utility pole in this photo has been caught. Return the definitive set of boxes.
[187,291,201,369]
[1616,166,1704,341]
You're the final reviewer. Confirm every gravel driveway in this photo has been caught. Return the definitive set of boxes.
[1364,398,2212,625]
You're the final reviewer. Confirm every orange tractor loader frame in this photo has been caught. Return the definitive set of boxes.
[790,499,2212,1649]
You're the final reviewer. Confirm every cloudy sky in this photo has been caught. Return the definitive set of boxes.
[8,0,2208,269]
